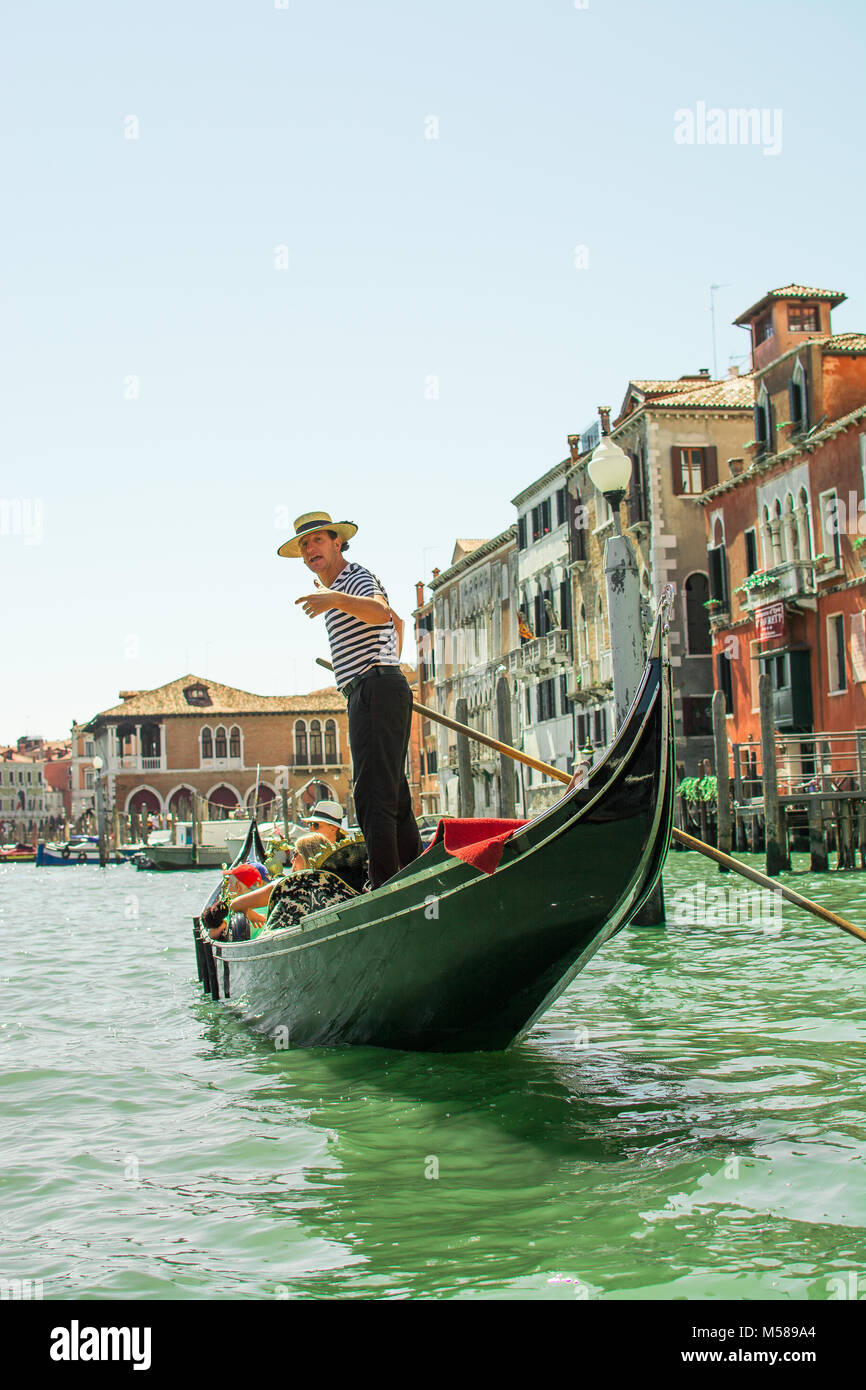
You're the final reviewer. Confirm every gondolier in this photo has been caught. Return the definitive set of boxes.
[280,511,422,889]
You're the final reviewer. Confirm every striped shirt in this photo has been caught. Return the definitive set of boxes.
[324,562,400,690]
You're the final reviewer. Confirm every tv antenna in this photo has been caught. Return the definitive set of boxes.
[709,283,730,379]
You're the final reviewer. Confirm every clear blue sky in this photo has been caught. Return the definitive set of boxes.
[2,0,864,741]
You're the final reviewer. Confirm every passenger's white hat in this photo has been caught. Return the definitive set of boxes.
[301,799,344,829]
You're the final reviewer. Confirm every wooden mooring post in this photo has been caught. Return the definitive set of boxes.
[455,698,475,819]
[712,691,732,870]
[759,673,789,876]
[808,797,828,872]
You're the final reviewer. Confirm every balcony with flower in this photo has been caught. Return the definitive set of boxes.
[734,561,817,613]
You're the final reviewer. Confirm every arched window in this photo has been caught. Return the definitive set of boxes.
[295,720,307,764]
[755,383,772,456]
[784,493,798,561]
[684,573,711,655]
[229,725,241,759]
[325,719,337,763]
[708,519,729,607]
[789,358,809,433]
[310,719,322,763]
[798,487,813,559]
[201,727,213,760]
[579,603,588,661]
[214,725,227,759]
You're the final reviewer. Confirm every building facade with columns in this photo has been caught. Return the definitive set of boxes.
[69,723,97,827]
[509,463,574,812]
[412,581,442,815]
[698,284,866,754]
[428,530,519,818]
[81,674,351,826]
[0,746,46,838]
[566,373,754,776]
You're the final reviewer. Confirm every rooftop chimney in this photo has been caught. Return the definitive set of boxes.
[699,367,711,378]
[597,406,611,435]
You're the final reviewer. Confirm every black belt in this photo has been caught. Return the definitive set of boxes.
[339,665,402,700]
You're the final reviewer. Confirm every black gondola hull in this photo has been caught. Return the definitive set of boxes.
[193,598,675,1052]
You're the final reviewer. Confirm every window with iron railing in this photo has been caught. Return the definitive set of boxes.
[325,719,337,763]
[295,720,307,763]
[310,719,323,763]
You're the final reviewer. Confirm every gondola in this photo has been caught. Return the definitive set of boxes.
[192,591,675,1052]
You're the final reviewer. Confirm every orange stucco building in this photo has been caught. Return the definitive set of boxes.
[700,284,866,756]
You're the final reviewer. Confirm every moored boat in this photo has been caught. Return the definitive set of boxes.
[36,837,126,866]
[192,593,675,1052]
[137,843,232,871]
[0,843,36,864]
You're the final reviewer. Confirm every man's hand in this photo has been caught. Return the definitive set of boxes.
[246,909,266,929]
[296,590,391,625]
[296,592,336,618]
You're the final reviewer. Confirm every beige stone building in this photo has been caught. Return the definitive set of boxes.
[566,372,754,775]
[0,746,46,836]
[509,463,575,812]
[428,530,519,817]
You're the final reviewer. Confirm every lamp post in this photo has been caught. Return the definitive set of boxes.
[588,433,664,927]
[587,435,643,732]
[92,755,108,868]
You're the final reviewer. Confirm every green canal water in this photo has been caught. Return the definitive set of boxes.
[1,853,864,1301]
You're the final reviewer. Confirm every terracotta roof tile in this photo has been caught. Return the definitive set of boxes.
[647,375,755,409]
[734,284,846,325]
[618,374,755,423]
[767,283,846,302]
[90,673,347,722]
[630,378,706,396]
[823,332,866,354]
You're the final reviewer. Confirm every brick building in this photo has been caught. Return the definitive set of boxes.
[698,284,866,755]
[81,674,351,825]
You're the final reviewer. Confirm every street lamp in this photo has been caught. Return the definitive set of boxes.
[587,433,641,732]
[587,436,632,532]
[588,428,664,926]
[91,756,107,866]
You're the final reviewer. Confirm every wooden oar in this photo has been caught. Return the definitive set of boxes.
[669,826,866,943]
[316,657,865,944]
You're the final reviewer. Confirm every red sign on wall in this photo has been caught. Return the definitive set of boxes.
[755,601,785,641]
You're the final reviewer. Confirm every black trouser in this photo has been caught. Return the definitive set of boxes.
[347,666,422,889]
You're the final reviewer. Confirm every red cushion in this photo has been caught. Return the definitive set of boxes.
[434,817,528,876]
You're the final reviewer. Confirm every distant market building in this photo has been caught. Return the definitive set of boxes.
[80,674,352,825]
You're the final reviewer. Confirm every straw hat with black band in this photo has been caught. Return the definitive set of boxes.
[278,512,358,560]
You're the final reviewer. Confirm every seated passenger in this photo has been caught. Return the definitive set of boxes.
[222,862,270,933]
[301,800,347,846]
[291,832,332,870]
[201,901,251,941]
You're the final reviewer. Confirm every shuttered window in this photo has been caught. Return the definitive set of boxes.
[671,446,717,495]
